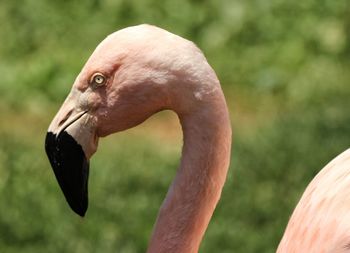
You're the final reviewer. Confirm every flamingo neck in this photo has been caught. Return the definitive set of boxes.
[147,91,232,253]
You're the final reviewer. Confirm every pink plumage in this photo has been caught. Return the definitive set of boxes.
[278,149,350,252]
[45,24,349,253]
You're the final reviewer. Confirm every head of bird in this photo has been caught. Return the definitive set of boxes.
[45,24,220,216]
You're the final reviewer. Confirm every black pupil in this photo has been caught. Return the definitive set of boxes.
[96,76,103,83]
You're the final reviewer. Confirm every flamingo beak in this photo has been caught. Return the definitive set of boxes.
[45,94,98,217]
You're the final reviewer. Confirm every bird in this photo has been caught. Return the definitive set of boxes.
[277,148,350,252]
[45,24,350,253]
[45,24,232,253]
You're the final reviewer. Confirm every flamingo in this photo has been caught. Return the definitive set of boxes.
[45,24,350,252]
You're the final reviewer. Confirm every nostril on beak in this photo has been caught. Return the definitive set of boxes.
[58,110,73,127]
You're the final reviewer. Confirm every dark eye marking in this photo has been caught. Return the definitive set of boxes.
[344,241,350,250]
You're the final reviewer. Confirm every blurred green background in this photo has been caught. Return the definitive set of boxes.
[0,0,349,252]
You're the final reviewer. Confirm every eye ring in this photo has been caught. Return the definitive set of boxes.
[90,73,107,87]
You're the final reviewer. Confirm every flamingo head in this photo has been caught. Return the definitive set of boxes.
[45,25,218,216]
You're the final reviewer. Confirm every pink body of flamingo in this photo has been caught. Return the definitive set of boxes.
[45,24,350,253]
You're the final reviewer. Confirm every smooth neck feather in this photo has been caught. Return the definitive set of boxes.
[147,89,232,253]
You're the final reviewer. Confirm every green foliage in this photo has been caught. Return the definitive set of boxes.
[0,0,349,252]
[207,93,350,252]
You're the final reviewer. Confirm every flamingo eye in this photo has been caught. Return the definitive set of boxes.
[90,73,107,87]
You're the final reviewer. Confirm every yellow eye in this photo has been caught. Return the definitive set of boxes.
[90,73,106,87]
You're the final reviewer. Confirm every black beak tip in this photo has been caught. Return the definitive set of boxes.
[70,202,87,217]
[45,131,90,217]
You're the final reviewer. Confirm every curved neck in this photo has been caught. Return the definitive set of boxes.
[147,91,232,253]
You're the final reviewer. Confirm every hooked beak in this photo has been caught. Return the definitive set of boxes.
[45,96,98,217]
